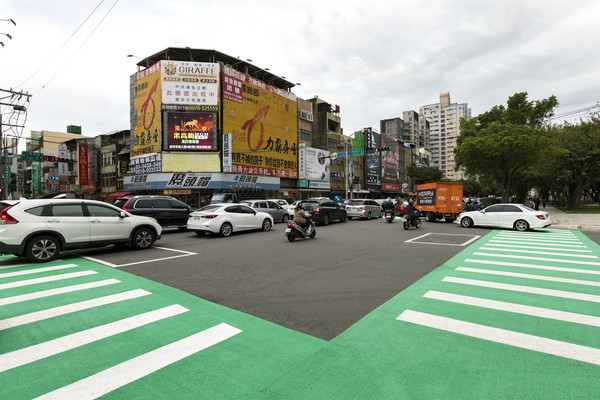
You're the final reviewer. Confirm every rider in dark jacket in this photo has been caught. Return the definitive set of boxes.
[406,201,418,224]
[383,197,395,217]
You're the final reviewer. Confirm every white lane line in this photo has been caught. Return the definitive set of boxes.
[443,276,600,303]
[482,243,592,253]
[81,247,197,268]
[0,279,121,306]
[495,234,579,241]
[478,247,598,259]
[465,259,600,276]
[404,233,435,243]
[0,264,80,278]
[472,252,600,266]
[35,323,242,400]
[495,232,578,237]
[489,239,586,248]
[0,289,151,330]
[424,290,600,328]
[0,270,97,291]
[0,304,188,373]
[456,267,600,287]
[397,310,600,365]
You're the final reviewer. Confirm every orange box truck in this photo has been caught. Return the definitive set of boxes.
[415,182,463,223]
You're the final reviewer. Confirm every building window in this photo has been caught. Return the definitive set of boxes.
[101,151,116,167]
[300,109,313,121]
[101,173,116,187]
[299,129,312,142]
[328,139,337,148]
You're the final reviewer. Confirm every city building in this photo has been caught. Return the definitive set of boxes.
[420,92,471,179]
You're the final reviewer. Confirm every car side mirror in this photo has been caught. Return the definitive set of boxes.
[119,211,127,218]
[480,210,485,213]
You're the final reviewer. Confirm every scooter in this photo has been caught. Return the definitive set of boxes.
[384,210,395,223]
[285,218,316,241]
[403,212,421,230]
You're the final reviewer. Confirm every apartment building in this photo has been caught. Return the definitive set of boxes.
[420,92,471,179]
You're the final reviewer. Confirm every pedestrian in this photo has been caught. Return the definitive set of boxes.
[534,196,540,211]
[542,199,546,209]
[471,200,481,211]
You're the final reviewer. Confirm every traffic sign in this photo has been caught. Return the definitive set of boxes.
[337,151,347,157]
[3,165,10,183]
[22,151,43,162]
[352,148,364,157]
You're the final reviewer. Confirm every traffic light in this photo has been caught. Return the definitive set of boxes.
[374,146,391,153]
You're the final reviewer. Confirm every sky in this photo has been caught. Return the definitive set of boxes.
[1,0,599,148]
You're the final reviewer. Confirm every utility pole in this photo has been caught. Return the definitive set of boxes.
[0,88,31,200]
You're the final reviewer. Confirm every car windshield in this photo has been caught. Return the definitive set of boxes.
[348,200,365,205]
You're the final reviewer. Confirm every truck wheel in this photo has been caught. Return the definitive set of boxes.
[426,212,436,222]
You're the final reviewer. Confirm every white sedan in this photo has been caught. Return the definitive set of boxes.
[457,203,552,231]
[187,203,273,237]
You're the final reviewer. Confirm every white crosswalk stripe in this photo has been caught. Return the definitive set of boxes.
[398,230,600,365]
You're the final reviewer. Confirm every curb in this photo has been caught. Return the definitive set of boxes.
[550,224,600,232]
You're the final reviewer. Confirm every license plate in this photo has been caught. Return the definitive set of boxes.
[194,217,201,221]
[285,228,291,233]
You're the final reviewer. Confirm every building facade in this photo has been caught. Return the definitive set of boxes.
[420,92,471,179]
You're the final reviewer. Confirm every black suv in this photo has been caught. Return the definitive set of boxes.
[114,195,191,229]
[300,198,347,225]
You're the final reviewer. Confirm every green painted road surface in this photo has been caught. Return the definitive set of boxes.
[1,229,599,399]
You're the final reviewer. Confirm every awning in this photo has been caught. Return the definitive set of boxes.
[107,191,133,199]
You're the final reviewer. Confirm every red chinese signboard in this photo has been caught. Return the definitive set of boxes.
[78,143,89,185]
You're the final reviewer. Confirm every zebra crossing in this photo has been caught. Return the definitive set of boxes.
[397,229,600,366]
[0,257,242,399]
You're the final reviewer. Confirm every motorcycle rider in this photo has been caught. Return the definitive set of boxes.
[293,203,312,233]
[406,200,418,226]
[383,197,395,218]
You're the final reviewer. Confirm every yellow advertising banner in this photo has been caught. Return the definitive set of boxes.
[222,66,297,178]
[131,61,162,157]
[161,152,220,172]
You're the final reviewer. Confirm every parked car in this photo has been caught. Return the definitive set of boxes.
[266,199,294,215]
[187,203,273,237]
[345,199,383,220]
[114,195,191,229]
[241,200,290,222]
[0,199,162,263]
[456,203,552,231]
[300,198,347,225]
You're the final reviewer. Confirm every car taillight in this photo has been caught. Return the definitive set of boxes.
[0,206,18,224]
[359,206,366,210]
[122,199,133,213]
[201,214,218,219]
[535,215,547,220]
[314,208,321,212]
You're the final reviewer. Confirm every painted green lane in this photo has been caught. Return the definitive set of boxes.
[2,229,599,399]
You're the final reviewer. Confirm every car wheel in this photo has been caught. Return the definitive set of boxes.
[322,214,330,226]
[514,219,530,232]
[132,228,155,250]
[287,232,296,242]
[220,222,233,237]
[461,217,473,228]
[262,219,272,231]
[26,235,61,263]
[367,212,372,220]
[379,210,383,218]
[282,214,289,223]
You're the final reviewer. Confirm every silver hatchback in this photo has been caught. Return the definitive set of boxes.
[241,200,290,223]
[345,199,383,220]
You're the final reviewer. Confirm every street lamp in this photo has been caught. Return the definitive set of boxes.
[0,19,16,26]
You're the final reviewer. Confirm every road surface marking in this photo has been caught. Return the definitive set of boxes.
[404,233,481,246]
[0,279,121,306]
[0,263,80,278]
[397,310,600,365]
[0,304,189,373]
[0,260,64,270]
[424,290,600,328]
[443,276,600,303]
[465,259,600,275]
[34,323,242,400]
[81,247,197,268]
[0,289,151,330]
[472,252,600,266]
[481,243,592,253]
[488,239,586,248]
[0,270,97,291]
[478,247,598,258]
[456,267,600,287]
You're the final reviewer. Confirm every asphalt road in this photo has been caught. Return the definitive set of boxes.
[75,217,482,340]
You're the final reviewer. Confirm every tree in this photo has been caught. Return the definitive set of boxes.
[407,166,443,186]
[455,92,562,202]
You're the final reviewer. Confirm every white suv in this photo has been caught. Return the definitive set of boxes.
[0,199,162,263]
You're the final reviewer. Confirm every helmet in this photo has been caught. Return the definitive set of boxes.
[386,197,392,202]
[296,203,303,210]
[409,199,414,205]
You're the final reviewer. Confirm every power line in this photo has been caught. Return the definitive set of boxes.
[15,0,105,90]
[550,101,600,120]
[34,0,120,94]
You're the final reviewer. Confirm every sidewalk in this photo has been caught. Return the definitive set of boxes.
[543,205,600,232]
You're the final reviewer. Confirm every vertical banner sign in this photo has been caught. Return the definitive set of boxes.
[130,61,162,157]
[298,143,306,179]
[3,165,10,183]
[381,135,400,192]
[16,157,24,192]
[58,144,68,180]
[78,143,89,185]
[32,164,40,195]
[223,133,232,173]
